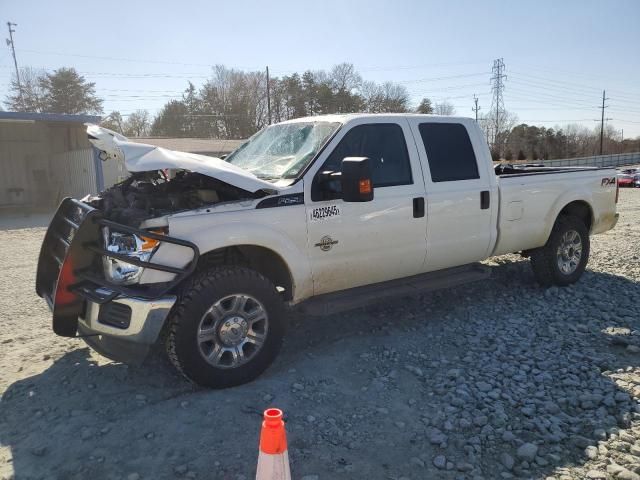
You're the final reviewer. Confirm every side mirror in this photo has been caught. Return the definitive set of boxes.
[341,157,374,202]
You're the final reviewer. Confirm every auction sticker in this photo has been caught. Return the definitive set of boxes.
[309,204,341,222]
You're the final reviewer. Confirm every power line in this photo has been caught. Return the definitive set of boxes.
[508,76,640,107]
[397,72,489,84]
[15,47,257,70]
[358,59,491,72]
[509,60,640,92]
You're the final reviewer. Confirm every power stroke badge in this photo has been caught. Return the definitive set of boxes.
[314,235,338,252]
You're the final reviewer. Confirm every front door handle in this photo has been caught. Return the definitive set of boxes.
[413,197,425,218]
[480,190,490,209]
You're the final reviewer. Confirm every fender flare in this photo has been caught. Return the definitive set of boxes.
[540,189,594,245]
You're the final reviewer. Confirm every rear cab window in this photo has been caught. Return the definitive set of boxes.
[418,123,479,182]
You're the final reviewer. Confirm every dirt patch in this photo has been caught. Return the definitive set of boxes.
[1,190,639,480]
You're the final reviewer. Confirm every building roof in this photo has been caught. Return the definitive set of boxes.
[0,111,101,124]
[129,137,244,156]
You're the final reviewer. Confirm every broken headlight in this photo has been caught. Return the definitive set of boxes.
[102,228,161,285]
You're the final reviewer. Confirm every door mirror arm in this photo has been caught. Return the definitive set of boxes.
[318,170,342,183]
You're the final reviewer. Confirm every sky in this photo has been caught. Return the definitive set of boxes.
[1,0,639,137]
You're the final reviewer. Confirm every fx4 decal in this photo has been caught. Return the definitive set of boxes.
[601,177,616,186]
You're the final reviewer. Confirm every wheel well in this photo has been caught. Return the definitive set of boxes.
[559,201,593,231]
[196,246,294,300]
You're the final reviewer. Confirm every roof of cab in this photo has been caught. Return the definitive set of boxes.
[279,113,473,125]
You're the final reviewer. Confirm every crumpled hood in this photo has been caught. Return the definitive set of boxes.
[86,124,277,194]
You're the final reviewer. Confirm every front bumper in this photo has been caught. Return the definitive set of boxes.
[77,293,176,363]
[36,198,198,339]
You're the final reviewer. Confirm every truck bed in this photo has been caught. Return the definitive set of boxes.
[491,165,617,256]
[495,163,606,177]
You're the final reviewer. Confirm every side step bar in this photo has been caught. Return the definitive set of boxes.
[295,263,491,316]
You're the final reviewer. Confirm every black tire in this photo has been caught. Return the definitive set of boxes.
[530,214,590,287]
[166,266,286,388]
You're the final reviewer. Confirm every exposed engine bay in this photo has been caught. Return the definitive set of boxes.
[85,170,260,227]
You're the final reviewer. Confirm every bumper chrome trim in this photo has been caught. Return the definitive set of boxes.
[79,292,176,345]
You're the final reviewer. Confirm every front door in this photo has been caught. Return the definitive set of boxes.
[304,118,428,295]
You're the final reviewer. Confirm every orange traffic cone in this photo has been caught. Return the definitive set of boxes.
[256,408,291,480]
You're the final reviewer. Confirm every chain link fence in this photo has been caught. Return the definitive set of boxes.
[540,152,640,169]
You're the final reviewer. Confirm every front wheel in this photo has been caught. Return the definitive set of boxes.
[166,266,286,388]
[530,215,590,287]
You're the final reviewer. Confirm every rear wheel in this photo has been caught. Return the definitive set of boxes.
[166,266,286,388]
[530,215,590,287]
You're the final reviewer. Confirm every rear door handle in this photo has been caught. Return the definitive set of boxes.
[480,191,490,210]
[413,197,425,218]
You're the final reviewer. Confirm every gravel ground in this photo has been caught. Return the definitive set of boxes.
[1,191,639,480]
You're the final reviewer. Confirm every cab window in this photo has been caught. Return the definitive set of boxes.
[419,123,479,182]
[321,123,413,188]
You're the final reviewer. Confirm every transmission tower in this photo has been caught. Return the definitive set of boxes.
[489,58,507,152]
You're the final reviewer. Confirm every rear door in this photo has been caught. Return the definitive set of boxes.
[407,119,495,271]
[304,117,428,295]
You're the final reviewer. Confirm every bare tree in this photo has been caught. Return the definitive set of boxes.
[101,111,125,133]
[434,101,456,116]
[123,110,151,137]
[4,67,47,112]
[361,81,410,113]
[480,110,518,158]
[329,63,362,92]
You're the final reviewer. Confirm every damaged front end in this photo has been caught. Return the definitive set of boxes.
[35,198,199,338]
[35,126,275,361]
[85,169,262,227]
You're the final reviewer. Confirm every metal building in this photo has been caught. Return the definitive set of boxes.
[0,111,102,212]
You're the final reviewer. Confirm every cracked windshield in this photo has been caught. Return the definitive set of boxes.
[226,121,340,180]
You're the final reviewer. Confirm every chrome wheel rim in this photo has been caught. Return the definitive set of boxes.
[197,294,268,369]
[556,229,582,275]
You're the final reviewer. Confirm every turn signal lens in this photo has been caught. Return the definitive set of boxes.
[140,229,166,250]
[359,178,372,195]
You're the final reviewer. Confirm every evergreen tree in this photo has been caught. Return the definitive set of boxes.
[416,98,434,114]
[150,100,190,136]
[4,67,102,114]
[39,68,103,114]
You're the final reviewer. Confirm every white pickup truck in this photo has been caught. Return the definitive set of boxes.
[36,114,619,388]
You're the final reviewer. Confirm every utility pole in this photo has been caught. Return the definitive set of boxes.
[599,90,609,155]
[472,95,481,121]
[489,58,507,154]
[266,66,272,125]
[6,22,22,105]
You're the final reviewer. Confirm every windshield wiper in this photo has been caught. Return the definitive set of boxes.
[254,174,280,181]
